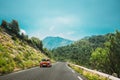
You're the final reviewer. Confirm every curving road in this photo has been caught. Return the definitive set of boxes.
[0,62,87,80]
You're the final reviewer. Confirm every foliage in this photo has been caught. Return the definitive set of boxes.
[1,20,20,36]
[0,52,16,74]
[52,30,120,78]
[0,22,47,74]
[69,64,108,80]
[0,20,43,51]
[107,30,120,77]
[90,30,120,77]
[90,47,109,72]
[43,48,51,57]
[19,33,28,41]
[9,20,20,35]
[1,20,8,30]
[52,34,108,66]
[30,37,43,51]
[0,27,2,31]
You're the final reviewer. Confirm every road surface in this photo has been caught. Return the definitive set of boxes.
[0,62,87,80]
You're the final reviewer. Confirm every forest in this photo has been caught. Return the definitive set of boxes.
[51,30,120,78]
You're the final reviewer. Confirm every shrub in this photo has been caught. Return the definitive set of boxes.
[24,60,33,68]
[14,54,23,63]
[69,64,108,80]
[0,58,15,74]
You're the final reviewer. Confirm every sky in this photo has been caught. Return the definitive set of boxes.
[0,0,120,40]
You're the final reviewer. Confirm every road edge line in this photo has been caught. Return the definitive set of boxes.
[78,76,83,80]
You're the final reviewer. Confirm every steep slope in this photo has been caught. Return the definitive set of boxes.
[43,36,73,50]
[0,29,47,74]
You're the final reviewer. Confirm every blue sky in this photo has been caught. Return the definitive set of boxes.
[0,0,120,40]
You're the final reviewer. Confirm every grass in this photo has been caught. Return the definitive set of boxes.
[0,31,47,75]
[68,64,109,80]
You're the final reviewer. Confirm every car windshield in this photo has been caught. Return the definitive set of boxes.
[41,59,50,61]
[41,59,47,61]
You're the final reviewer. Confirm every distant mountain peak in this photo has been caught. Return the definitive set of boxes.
[42,36,74,50]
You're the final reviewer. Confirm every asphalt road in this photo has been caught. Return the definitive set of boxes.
[0,62,87,80]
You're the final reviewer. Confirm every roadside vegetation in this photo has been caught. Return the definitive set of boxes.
[0,20,48,75]
[51,30,120,78]
[69,64,108,80]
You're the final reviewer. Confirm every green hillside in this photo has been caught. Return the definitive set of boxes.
[52,31,120,78]
[52,34,108,63]
[0,20,47,75]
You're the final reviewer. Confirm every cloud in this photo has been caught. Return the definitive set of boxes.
[54,17,72,25]
[20,29,26,34]
[49,26,55,31]
[67,31,75,35]
[42,16,78,27]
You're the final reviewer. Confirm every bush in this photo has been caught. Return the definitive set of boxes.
[0,59,15,74]
[12,35,17,40]
[0,44,6,52]
[14,54,23,63]
[18,62,25,69]
[69,64,108,80]
[24,60,33,68]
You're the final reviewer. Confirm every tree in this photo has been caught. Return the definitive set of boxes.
[107,30,120,77]
[90,30,120,77]
[1,20,8,30]
[30,37,43,51]
[20,33,28,41]
[90,47,110,72]
[9,20,20,35]
[43,48,52,58]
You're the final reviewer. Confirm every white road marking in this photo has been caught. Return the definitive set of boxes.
[78,76,83,80]
[71,69,75,73]
[66,64,75,73]
[66,63,83,80]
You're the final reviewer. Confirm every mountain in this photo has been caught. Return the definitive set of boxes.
[51,31,120,77]
[42,36,74,50]
[51,34,109,62]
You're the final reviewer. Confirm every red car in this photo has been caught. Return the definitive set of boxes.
[40,59,52,67]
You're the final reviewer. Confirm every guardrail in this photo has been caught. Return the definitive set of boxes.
[69,63,120,80]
